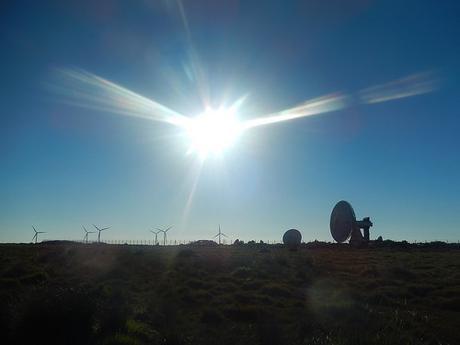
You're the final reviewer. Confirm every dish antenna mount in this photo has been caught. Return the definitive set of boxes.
[330,201,373,244]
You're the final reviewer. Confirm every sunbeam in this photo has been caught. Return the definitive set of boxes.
[243,94,348,130]
[50,68,439,162]
[49,68,188,126]
[359,71,439,104]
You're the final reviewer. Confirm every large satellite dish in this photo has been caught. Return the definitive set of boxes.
[330,201,373,244]
[283,229,302,249]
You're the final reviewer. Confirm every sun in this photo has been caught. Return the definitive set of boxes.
[184,107,243,159]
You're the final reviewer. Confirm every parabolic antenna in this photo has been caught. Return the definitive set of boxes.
[330,201,373,244]
[283,229,302,249]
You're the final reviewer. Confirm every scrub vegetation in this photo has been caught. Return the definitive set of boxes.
[0,242,459,345]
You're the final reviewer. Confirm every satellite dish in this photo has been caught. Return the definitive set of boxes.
[283,229,302,249]
[330,201,373,244]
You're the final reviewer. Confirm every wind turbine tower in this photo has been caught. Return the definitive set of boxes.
[93,224,110,243]
[32,226,46,244]
[83,225,95,244]
[214,225,227,245]
[150,229,161,245]
[156,226,172,245]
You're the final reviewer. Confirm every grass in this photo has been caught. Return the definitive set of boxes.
[0,242,459,344]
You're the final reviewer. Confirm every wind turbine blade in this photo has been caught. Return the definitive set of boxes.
[32,226,37,233]
[222,233,228,237]
[155,228,163,232]
[93,224,100,231]
[101,227,110,231]
[165,226,172,232]
[213,234,219,238]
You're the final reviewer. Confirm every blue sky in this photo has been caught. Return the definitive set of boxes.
[1,0,459,243]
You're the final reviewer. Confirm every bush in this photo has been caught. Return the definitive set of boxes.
[176,249,196,259]
[200,308,223,324]
[13,288,97,345]
[261,283,292,298]
[224,305,262,322]
[232,266,252,279]
[101,333,141,345]
[386,265,417,281]
[0,277,21,289]
[19,271,48,285]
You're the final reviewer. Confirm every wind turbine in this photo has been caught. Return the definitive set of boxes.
[213,224,227,245]
[150,229,161,245]
[93,224,110,243]
[83,225,95,244]
[32,226,46,244]
[156,226,172,245]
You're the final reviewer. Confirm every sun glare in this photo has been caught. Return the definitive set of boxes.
[184,108,243,159]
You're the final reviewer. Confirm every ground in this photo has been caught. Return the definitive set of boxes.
[0,242,459,345]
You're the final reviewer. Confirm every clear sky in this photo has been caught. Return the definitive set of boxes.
[1,1,459,243]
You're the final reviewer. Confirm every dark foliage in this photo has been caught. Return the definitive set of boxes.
[12,288,97,345]
[0,243,458,345]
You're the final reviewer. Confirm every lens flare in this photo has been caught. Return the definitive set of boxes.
[183,108,243,159]
[48,68,188,126]
[49,68,439,162]
[359,71,439,104]
[243,94,348,130]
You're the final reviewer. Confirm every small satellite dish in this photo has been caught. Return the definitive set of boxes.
[330,201,373,244]
[283,229,302,249]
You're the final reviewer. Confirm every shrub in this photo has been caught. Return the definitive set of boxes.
[0,277,21,289]
[261,283,292,298]
[232,266,252,279]
[176,249,196,259]
[19,271,48,285]
[224,305,262,322]
[125,319,164,344]
[386,265,417,281]
[101,333,141,345]
[200,308,224,324]
[12,288,96,345]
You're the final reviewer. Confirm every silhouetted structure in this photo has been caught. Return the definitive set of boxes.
[283,229,302,250]
[82,225,95,243]
[213,225,227,245]
[330,200,373,245]
[150,229,161,245]
[93,224,110,243]
[155,226,172,245]
[31,226,46,244]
